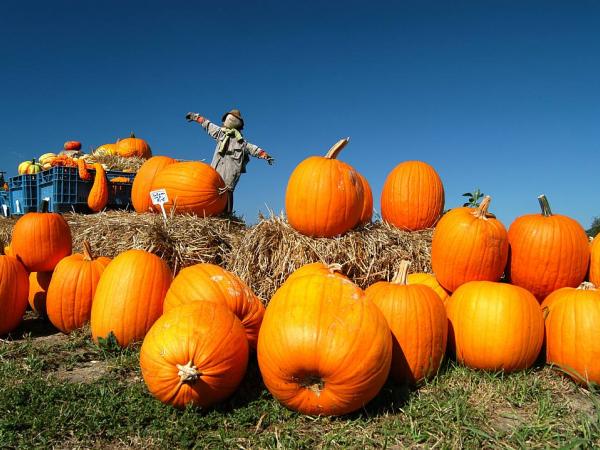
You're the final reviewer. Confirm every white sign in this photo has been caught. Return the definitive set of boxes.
[15,199,21,214]
[150,189,169,220]
[2,205,7,217]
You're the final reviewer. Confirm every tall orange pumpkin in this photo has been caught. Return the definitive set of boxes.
[591,234,600,286]
[542,283,600,385]
[431,196,509,292]
[150,161,227,216]
[366,261,447,384]
[11,203,72,272]
[406,272,450,304]
[356,172,373,226]
[116,132,152,158]
[447,281,544,372]
[0,255,29,335]
[140,301,249,409]
[257,272,391,416]
[131,156,176,213]
[28,271,53,315]
[163,263,265,349]
[381,161,444,231]
[91,250,172,347]
[87,163,109,212]
[508,195,590,301]
[46,242,111,334]
[285,138,364,238]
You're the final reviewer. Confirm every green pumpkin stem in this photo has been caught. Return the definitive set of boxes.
[82,241,94,261]
[538,195,553,217]
[325,137,350,159]
[392,260,411,285]
[130,131,136,138]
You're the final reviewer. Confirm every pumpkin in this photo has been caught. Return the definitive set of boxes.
[87,163,109,212]
[285,138,364,238]
[163,263,265,349]
[356,172,373,226]
[591,234,600,287]
[64,141,82,151]
[91,249,172,347]
[93,144,118,156]
[366,260,447,384]
[381,161,445,231]
[46,242,111,334]
[507,195,590,301]
[257,272,392,416]
[542,283,600,385]
[150,161,227,216]
[116,132,152,158]
[18,159,42,175]
[406,272,450,304]
[431,196,508,292]
[140,301,248,409]
[77,159,92,181]
[11,202,72,272]
[0,255,29,336]
[38,153,57,165]
[109,177,131,183]
[50,155,78,168]
[132,156,176,213]
[28,271,53,316]
[446,281,544,372]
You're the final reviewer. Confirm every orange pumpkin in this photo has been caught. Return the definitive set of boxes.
[508,195,590,301]
[542,283,600,385]
[93,143,118,156]
[116,132,152,158]
[150,161,227,216]
[140,301,249,409]
[431,196,509,292]
[46,242,111,334]
[163,263,265,349]
[447,281,544,372]
[11,204,72,272]
[28,271,53,315]
[406,272,450,304]
[131,156,176,213]
[0,255,29,335]
[591,234,600,286]
[381,161,445,231]
[356,172,373,226]
[91,250,172,347]
[366,261,447,384]
[87,163,109,212]
[257,272,391,416]
[64,141,82,151]
[285,138,364,238]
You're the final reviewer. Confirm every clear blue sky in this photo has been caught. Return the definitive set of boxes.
[1,1,598,227]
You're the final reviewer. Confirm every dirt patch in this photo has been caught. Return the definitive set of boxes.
[489,405,534,434]
[54,360,109,384]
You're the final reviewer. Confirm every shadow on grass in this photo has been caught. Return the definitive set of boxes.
[7,311,59,341]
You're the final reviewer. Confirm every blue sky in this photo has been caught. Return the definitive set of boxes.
[1,1,598,227]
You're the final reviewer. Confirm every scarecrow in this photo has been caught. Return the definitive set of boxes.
[185,109,274,213]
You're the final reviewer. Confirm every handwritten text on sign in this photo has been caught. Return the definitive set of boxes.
[150,189,169,205]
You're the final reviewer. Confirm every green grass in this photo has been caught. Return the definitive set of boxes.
[0,315,598,449]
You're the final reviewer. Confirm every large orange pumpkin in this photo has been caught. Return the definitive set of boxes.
[91,250,172,347]
[46,242,111,334]
[447,281,544,372]
[0,255,29,335]
[406,272,450,304]
[591,234,600,286]
[87,163,109,212]
[140,301,249,409]
[131,156,177,213]
[356,172,373,226]
[257,272,391,416]
[28,271,53,315]
[431,196,509,292]
[381,161,444,231]
[508,195,590,301]
[11,204,72,272]
[366,261,447,384]
[116,132,152,158]
[163,263,265,349]
[150,161,227,216]
[285,138,364,238]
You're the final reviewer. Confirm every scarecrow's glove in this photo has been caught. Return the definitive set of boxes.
[185,112,205,123]
[258,149,274,165]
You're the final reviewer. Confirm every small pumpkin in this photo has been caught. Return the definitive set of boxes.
[0,255,29,336]
[93,144,118,156]
[406,272,450,304]
[28,271,53,316]
[131,156,176,213]
[18,159,42,175]
[64,141,82,151]
[591,234,600,287]
[38,153,57,165]
[87,163,109,212]
[116,132,152,158]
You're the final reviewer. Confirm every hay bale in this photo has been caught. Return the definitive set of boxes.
[86,154,145,172]
[225,214,433,301]
[0,217,16,251]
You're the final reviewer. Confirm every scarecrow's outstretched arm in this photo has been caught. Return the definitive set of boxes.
[247,141,275,165]
[185,112,220,140]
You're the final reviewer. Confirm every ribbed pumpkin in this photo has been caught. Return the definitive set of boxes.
[140,301,249,409]
[0,255,29,335]
[46,242,111,334]
[116,132,152,158]
[132,156,177,213]
[447,281,544,372]
[366,261,447,384]
[285,138,364,238]
[64,141,82,151]
[91,250,172,347]
[28,271,53,315]
[591,235,600,286]
[18,159,42,175]
[150,161,227,216]
[87,163,109,212]
[407,272,450,304]
[508,195,590,301]
[356,172,373,226]
[257,272,391,416]
[542,283,600,385]
[11,203,72,272]
[93,144,118,156]
[381,161,444,231]
[431,196,509,292]
[163,263,264,349]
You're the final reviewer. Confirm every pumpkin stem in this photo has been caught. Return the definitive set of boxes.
[176,360,200,383]
[327,263,343,273]
[472,196,492,219]
[538,194,553,217]
[40,199,49,213]
[325,137,350,159]
[577,282,597,290]
[130,131,136,138]
[300,375,324,397]
[392,260,411,285]
[82,241,94,261]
